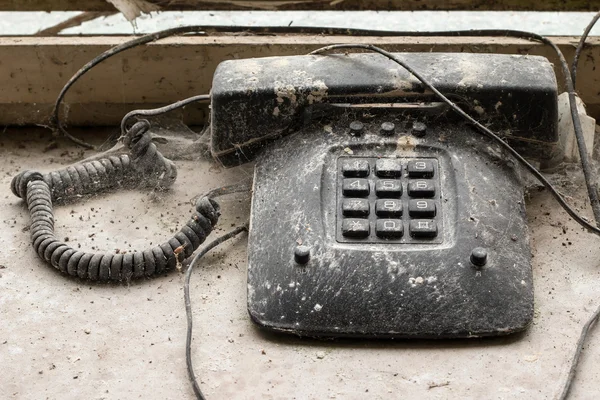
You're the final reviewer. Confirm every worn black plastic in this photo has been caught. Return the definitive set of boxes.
[209,52,560,338]
[211,52,559,167]
[247,110,533,338]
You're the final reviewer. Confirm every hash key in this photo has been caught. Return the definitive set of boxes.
[409,220,438,238]
[342,178,369,197]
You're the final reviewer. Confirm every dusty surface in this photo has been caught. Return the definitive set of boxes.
[1,128,600,399]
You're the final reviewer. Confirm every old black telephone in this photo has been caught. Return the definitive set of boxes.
[11,50,560,341]
[211,51,559,339]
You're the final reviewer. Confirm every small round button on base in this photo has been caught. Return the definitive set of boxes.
[349,121,364,136]
[380,122,395,136]
[470,247,488,268]
[294,245,311,264]
[412,121,427,137]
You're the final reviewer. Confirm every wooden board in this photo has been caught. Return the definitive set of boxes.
[0,35,598,126]
[3,0,600,12]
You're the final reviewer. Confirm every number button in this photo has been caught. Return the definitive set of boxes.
[342,199,370,217]
[407,160,434,178]
[341,159,370,177]
[375,199,402,217]
[376,219,404,239]
[342,219,370,238]
[409,220,438,238]
[408,199,436,217]
[375,179,402,198]
[375,159,402,178]
[407,180,435,198]
[342,178,369,197]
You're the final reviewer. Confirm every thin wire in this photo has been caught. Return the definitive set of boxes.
[558,12,600,400]
[571,11,600,88]
[182,184,251,399]
[310,43,600,236]
[50,25,409,149]
[120,94,210,137]
[558,303,600,400]
[184,224,248,400]
[50,26,209,149]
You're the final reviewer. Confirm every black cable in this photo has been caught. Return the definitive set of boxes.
[120,94,210,137]
[52,25,406,149]
[572,11,600,88]
[310,43,600,237]
[559,303,600,400]
[50,26,209,149]
[557,13,600,400]
[184,224,248,400]
[10,121,221,281]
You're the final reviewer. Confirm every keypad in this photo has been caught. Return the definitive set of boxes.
[337,157,442,243]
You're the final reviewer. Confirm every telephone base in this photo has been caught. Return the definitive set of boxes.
[246,112,533,339]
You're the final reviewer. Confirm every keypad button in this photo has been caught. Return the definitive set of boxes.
[407,160,434,178]
[342,219,370,238]
[342,178,369,197]
[376,219,404,239]
[408,180,436,198]
[375,199,403,218]
[375,159,402,178]
[375,179,402,198]
[341,159,370,177]
[408,199,436,217]
[409,220,438,238]
[342,199,370,217]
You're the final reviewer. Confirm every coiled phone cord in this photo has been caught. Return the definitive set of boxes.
[10,120,221,281]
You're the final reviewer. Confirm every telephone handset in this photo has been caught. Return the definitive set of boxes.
[210,52,559,338]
